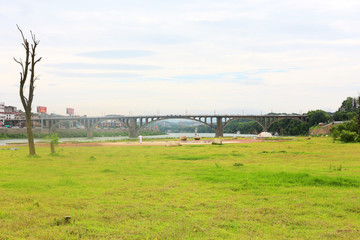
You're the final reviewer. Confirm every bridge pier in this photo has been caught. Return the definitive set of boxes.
[87,128,93,138]
[128,118,138,138]
[215,117,224,137]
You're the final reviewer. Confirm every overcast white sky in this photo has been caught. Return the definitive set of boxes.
[1,0,359,116]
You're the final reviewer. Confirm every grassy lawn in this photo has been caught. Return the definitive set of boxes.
[0,138,360,239]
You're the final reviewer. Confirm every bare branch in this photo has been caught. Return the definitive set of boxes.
[34,57,42,65]
[30,31,40,45]
[16,24,27,45]
[13,57,22,65]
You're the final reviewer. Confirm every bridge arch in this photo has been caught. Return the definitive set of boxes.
[223,116,307,133]
[50,119,84,132]
[223,117,266,131]
[266,117,306,129]
[137,117,216,133]
[89,118,129,130]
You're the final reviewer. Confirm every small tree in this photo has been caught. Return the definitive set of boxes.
[14,25,42,156]
[331,128,340,143]
[45,133,59,154]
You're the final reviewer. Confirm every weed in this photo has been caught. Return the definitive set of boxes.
[101,168,116,173]
[329,165,343,171]
[55,216,72,226]
[170,155,208,161]
[233,163,244,167]
[231,153,244,157]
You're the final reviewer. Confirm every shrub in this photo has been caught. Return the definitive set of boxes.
[233,163,244,167]
[331,128,340,142]
[340,130,358,143]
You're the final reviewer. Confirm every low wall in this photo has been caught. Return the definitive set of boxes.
[309,122,343,136]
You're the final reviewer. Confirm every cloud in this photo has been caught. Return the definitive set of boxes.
[135,33,191,44]
[77,50,155,59]
[47,71,141,78]
[162,69,292,85]
[44,62,162,70]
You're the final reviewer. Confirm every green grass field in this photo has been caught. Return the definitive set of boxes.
[1,138,360,239]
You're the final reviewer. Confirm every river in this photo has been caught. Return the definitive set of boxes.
[0,133,256,145]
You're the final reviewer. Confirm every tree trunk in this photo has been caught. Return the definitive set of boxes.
[50,142,56,154]
[25,111,36,155]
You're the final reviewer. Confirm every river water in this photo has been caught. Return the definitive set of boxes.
[0,133,256,145]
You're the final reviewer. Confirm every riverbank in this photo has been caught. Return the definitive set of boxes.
[5,137,265,147]
[0,129,165,140]
[0,133,257,145]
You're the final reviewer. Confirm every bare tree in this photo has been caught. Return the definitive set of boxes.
[14,25,42,156]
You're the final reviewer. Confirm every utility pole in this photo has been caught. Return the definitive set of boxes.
[40,113,43,134]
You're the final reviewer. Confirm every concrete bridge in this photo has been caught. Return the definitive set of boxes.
[8,114,307,138]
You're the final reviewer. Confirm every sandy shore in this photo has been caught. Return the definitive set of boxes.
[5,138,264,147]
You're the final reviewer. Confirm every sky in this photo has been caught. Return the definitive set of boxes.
[0,0,359,116]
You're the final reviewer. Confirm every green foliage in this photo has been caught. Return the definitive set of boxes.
[329,165,342,171]
[45,133,59,154]
[233,163,244,167]
[268,119,308,136]
[334,97,359,121]
[340,130,358,143]
[224,117,308,136]
[307,110,330,127]
[45,133,59,145]
[331,128,340,142]
[331,117,359,143]
[224,119,262,134]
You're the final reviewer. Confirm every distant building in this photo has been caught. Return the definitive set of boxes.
[0,102,23,122]
[0,113,6,122]
[5,106,17,112]
[0,102,4,112]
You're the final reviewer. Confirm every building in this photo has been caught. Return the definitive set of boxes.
[0,102,23,126]
[5,106,17,112]
[0,102,4,112]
